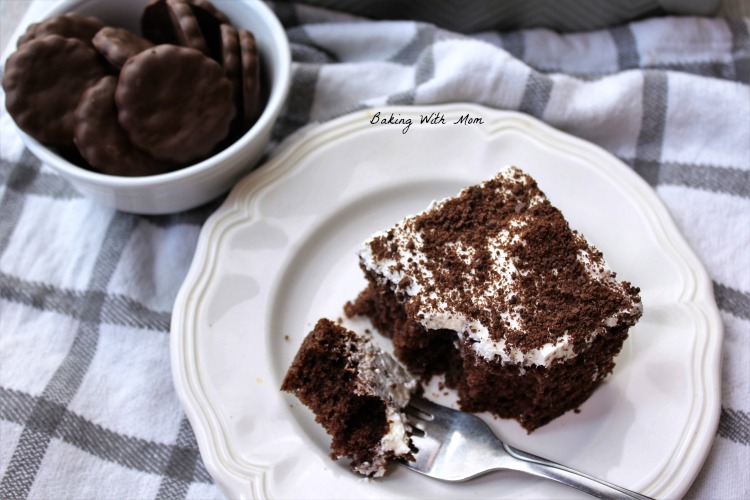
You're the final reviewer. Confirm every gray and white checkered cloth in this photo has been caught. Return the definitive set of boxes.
[1,1,748,499]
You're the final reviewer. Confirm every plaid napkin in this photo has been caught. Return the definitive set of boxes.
[1,1,747,499]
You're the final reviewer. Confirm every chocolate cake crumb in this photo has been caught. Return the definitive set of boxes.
[281,319,416,476]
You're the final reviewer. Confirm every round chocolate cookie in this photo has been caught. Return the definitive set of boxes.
[2,35,108,147]
[141,0,177,44]
[220,24,242,115]
[74,76,174,176]
[166,0,210,55]
[238,29,261,128]
[142,0,218,56]
[16,13,104,48]
[92,27,154,69]
[116,44,235,164]
[188,1,226,61]
[190,0,230,25]
[16,22,41,47]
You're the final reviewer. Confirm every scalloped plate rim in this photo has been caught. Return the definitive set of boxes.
[170,104,722,500]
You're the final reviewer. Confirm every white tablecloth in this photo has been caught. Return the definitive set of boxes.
[1,2,747,498]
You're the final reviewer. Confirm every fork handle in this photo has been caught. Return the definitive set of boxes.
[502,443,653,500]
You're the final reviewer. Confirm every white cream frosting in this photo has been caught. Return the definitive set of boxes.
[345,334,416,477]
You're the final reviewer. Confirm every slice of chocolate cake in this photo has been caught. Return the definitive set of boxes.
[281,318,416,477]
[346,166,642,432]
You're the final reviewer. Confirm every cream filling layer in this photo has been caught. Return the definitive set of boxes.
[360,228,638,369]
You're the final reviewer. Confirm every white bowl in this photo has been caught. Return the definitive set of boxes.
[10,0,291,214]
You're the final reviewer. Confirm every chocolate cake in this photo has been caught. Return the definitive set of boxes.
[281,318,416,477]
[345,166,643,432]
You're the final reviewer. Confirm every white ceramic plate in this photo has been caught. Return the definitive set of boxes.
[171,104,722,499]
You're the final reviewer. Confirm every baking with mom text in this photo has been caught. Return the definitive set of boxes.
[369,111,484,134]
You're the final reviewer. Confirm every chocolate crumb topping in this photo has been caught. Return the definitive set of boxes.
[365,166,641,355]
[349,166,643,430]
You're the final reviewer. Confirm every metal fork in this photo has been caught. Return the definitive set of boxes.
[402,397,652,500]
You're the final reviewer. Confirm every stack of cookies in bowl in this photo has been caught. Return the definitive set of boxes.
[2,0,291,214]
